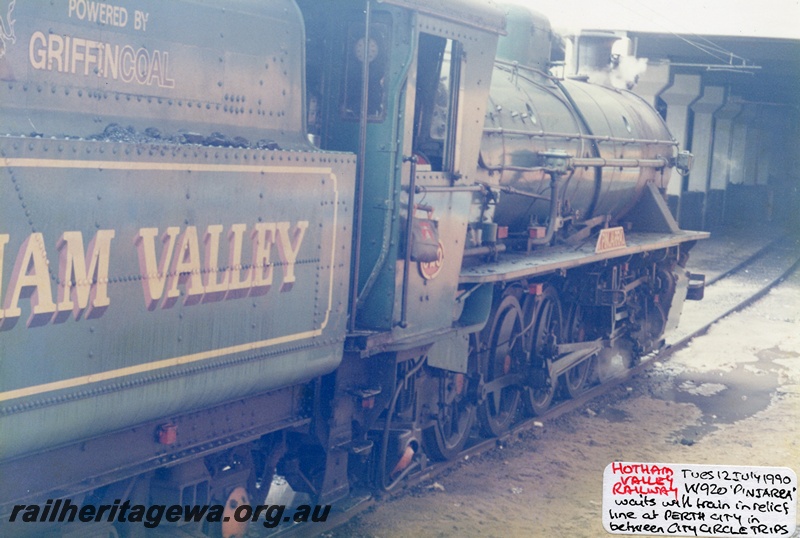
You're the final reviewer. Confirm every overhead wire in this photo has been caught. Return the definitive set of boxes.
[602,0,754,66]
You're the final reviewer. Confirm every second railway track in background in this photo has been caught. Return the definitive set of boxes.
[274,234,800,538]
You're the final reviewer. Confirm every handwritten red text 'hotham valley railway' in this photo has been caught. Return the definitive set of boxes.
[611,462,680,499]
[0,221,308,329]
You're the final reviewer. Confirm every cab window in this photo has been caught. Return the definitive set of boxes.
[412,34,463,172]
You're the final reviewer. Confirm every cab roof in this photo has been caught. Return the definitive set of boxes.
[378,0,506,33]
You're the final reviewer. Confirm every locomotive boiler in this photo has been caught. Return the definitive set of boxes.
[0,0,706,535]
[485,10,680,232]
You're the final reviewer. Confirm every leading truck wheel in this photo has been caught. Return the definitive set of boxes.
[524,286,561,416]
[478,294,523,437]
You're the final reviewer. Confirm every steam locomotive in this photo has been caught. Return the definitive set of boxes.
[0,0,706,535]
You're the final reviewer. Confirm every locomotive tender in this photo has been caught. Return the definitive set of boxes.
[0,0,706,534]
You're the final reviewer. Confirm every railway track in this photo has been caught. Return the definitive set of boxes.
[268,234,800,538]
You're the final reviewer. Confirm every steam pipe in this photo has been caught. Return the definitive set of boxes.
[463,244,507,258]
[526,168,566,247]
[570,156,669,168]
[482,127,678,147]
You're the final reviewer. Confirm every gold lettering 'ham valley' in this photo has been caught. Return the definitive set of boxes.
[0,221,308,330]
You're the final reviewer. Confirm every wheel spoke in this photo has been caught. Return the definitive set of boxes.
[561,303,593,398]
[491,387,503,412]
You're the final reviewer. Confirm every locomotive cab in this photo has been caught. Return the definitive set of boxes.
[297,0,503,337]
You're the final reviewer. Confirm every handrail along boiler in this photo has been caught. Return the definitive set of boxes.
[0,0,706,534]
